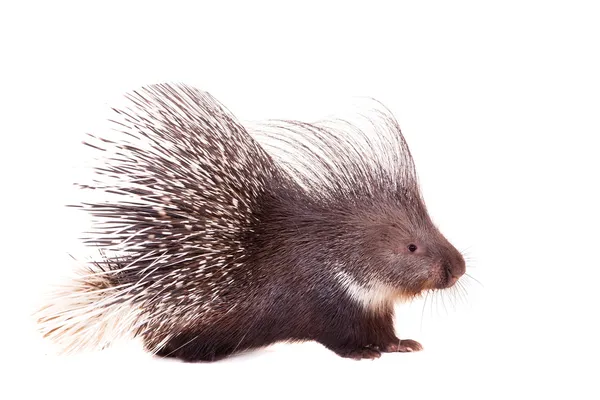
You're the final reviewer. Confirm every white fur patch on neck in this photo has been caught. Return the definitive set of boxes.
[333,269,395,313]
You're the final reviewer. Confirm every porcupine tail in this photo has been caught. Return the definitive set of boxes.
[36,256,144,353]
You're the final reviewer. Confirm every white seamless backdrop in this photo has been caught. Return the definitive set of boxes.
[1,1,598,399]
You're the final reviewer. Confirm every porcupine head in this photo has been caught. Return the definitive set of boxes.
[37,84,466,361]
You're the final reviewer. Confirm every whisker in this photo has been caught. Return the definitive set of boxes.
[456,280,468,304]
[464,273,483,287]
[461,280,469,299]
[444,288,453,310]
[439,289,448,316]
[448,287,458,310]
[453,286,460,308]
[420,290,430,331]
[458,281,469,304]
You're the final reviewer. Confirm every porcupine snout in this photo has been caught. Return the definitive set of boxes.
[441,250,466,288]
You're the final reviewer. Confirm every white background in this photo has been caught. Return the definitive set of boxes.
[2,1,599,399]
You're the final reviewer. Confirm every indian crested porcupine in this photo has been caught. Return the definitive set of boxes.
[38,83,466,361]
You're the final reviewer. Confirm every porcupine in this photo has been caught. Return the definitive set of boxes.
[38,83,466,361]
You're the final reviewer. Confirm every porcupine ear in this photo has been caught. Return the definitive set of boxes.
[246,98,421,203]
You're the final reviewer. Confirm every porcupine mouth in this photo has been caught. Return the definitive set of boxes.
[422,261,460,291]
[443,270,459,288]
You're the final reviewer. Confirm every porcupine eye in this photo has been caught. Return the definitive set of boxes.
[408,244,418,252]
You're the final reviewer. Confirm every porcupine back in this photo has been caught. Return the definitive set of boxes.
[37,84,290,352]
[38,84,427,355]
[247,101,420,204]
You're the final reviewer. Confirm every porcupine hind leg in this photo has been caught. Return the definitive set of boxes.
[149,331,244,362]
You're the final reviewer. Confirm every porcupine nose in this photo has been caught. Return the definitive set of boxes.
[444,258,465,287]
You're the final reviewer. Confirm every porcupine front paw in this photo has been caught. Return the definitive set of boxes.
[380,339,423,353]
